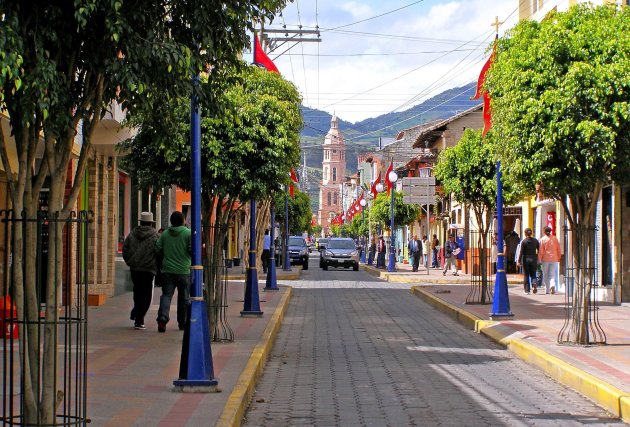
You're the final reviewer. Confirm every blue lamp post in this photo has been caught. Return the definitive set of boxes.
[283,189,292,272]
[265,201,278,291]
[360,198,367,263]
[387,170,398,272]
[174,75,218,391]
[490,161,513,319]
[241,199,263,317]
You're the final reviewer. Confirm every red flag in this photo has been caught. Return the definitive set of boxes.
[289,168,299,197]
[370,174,381,199]
[482,92,492,136]
[472,41,496,136]
[385,162,394,194]
[254,33,279,73]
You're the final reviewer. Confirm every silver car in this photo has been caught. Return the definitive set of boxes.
[321,238,360,271]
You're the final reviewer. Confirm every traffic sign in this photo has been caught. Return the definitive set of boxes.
[403,195,437,205]
[402,177,436,187]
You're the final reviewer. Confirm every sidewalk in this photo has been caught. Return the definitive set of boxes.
[86,274,292,427]
[405,279,630,422]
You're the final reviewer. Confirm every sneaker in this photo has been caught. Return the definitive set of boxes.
[453,272,459,276]
[158,321,166,333]
[134,324,146,330]
[442,271,446,276]
[525,291,530,295]
[551,287,556,294]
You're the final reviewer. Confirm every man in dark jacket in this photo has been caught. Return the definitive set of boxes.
[407,235,422,272]
[517,227,539,294]
[155,211,192,333]
[123,211,158,330]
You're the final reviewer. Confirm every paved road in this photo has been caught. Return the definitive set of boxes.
[243,255,624,426]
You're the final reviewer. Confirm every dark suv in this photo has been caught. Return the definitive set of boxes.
[287,236,309,270]
[320,237,359,271]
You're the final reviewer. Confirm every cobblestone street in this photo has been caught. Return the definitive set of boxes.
[243,262,623,426]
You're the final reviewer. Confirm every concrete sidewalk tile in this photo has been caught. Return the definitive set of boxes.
[216,287,293,427]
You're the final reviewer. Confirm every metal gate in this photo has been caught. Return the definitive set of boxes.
[466,230,493,305]
[2,210,90,426]
[558,225,606,345]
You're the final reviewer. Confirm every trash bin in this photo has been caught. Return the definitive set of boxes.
[233,257,240,267]
[225,259,233,268]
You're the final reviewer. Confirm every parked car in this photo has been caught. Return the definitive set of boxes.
[287,236,309,270]
[316,238,329,251]
[320,237,360,271]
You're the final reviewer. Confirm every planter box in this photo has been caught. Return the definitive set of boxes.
[233,257,241,267]
[88,294,107,306]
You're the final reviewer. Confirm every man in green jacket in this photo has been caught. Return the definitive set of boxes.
[155,211,191,333]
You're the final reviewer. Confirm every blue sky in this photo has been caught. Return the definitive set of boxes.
[248,0,519,123]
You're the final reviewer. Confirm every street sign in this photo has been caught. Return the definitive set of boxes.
[402,177,436,187]
[403,195,437,205]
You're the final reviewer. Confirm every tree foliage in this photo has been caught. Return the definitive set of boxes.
[121,64,303,200]
[0,2,288,421]
[487,4,630,227]
[487,4,630,344]
[274,190,313,235]
[370,191,420,230]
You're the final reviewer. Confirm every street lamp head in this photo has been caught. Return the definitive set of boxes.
[359,198,367,207]
[388,171,398,184]
[375,183,384,193]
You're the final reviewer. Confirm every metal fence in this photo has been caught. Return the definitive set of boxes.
[466,230,493,305]
[2,210,91,426]
[557,225,606,345]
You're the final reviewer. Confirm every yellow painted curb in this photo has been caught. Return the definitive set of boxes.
[216,287,293,427]
[410,286,480,330]
[620,396,630,422]
[410,286,630,421]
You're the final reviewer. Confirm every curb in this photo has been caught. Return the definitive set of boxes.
[410,286,630,422]
[360,264,521,285]
[216,287,293,427]
[225,272,301,281]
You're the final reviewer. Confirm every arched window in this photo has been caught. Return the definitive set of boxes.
[332,167,337,182]
[333,193,338,205]
[327,192,332,206]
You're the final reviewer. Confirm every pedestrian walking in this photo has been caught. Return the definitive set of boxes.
[368,236,376,265]
[155,211,192,333]
[431,234,440,268]
[422,235,430,268]
[442,235,460,276]
[517,228,539,294]
[262,229,271,273]
[123,212,158,330]
[376,236,386,268]
[538,226,561,294]
[408,235,422,272]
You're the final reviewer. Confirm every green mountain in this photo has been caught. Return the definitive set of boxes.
[299,82,481,214]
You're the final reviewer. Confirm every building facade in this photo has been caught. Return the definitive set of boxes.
[318,116,347,235]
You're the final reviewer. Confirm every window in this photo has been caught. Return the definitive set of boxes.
[327,192,332,206]
[324,167,328,180]
[333,193,338,205]
[332,167,337,182]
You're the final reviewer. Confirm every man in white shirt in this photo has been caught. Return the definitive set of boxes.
[262,229,271,273]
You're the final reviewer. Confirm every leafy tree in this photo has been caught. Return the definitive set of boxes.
[121,64,302,335]
[487,4,630,343]
[370,191,420,231]
[273,190,313,236]
[0,2,287,420]
[434,129,520,301]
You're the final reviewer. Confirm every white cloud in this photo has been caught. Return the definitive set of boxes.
[267,0,518,123]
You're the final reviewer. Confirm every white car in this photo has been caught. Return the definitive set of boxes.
[321,238,360,271]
